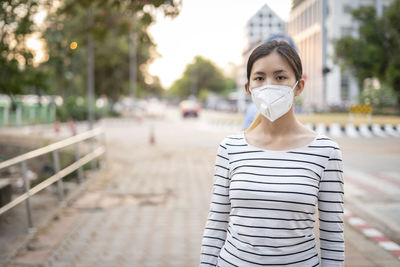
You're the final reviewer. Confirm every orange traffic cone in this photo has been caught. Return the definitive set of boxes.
[68,117,77,136]
[54,117,60,135]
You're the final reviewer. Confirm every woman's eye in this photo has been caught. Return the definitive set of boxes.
[276,76,287,81]
[254,77,263,81]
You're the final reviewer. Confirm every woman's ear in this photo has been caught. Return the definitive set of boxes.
[245,83,251,96]
[294,79,305,97]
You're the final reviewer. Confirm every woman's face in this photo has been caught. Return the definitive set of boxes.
[247,51,298,93]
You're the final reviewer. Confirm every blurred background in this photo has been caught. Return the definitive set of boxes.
[1,0,400,266]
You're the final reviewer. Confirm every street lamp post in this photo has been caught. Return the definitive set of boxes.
[87,6,96,170]
[322,0,328,111]
[87,6,95,130]
[129,29,137,109]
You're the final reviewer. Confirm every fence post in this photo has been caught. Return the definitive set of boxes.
[29,106,35,124]
[21,161,34,229]
[101,130,107,169]
[41,106,46,123]
[3,106,8,126]
[90,137,96,170]
[16,105,21,126]
[74,143,85,184]
[52,150,64,204]
[50,103,56,123]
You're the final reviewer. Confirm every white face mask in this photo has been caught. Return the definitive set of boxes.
[251,81,299,122]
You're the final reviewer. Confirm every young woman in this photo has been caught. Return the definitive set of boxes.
[200,40,344,266]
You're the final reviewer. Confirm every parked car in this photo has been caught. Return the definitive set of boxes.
[179,100,201,118]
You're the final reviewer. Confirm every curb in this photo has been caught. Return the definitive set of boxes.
[209,119,400,138]
[344,208,400,261]
[305,123,400,138]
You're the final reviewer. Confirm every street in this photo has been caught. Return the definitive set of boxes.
[4,107,400,266]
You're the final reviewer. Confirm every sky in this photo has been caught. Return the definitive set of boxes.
[148,0,292,88]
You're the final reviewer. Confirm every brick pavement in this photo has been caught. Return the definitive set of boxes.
[7,117,400,266]
[10,136,217,266]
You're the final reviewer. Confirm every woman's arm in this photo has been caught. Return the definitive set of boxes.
[200,140,231,266]
[318,147,345,266]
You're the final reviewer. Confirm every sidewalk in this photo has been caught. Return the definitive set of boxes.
[5,117,400,266]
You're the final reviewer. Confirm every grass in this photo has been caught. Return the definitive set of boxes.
[296,113,400,126]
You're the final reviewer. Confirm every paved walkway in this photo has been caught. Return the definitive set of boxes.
[6,116,400,266]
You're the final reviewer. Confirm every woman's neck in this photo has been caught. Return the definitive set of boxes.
[256,109,302,137]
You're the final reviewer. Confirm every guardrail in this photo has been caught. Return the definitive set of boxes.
[0,127,106,231]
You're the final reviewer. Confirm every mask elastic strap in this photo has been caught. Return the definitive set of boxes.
[292,80,299,89]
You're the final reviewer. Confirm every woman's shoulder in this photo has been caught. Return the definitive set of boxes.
[217,133,246,149]
[221,133,246,144]
[314,134,341,150]
[312,134,343,161]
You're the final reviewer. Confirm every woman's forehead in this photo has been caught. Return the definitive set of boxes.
[251,52,293,74]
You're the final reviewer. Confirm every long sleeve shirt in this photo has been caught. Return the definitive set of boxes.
[200,133,344,266]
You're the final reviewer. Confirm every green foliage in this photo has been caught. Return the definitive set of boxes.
[334,0,400,107]
[56,96,113,122]
[359,82,398,112]
[41,0,180,101]
[0,0,49,97]
[168,56,236,99]
[198,88,210,102]
[1,0,180,106]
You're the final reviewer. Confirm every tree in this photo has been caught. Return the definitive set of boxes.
[168,56,236,99]
[41,0,180,101]
[0,0,49,99]
[334,0,400,108]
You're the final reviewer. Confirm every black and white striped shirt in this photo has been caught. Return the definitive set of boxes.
[200,133,344,266]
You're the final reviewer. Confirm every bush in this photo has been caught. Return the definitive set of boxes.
[359,83,399,115]
[56,96,114,122]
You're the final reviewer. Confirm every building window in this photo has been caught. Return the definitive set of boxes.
[343,4,352,14]
[341,26,353,36]
[278,23,281,28]
[341,73,350,101]
[259,13,263,18]
[269,13,272,18]
[269,23,272,27]
[325,3,329,16]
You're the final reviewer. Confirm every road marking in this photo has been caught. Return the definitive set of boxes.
[344,175,385,194]
[371,172,400,188]
[362,228,384,237]
[345,167,400,195]
[348,217,366,226]
[378,241,400,251]
[344,208,400,261]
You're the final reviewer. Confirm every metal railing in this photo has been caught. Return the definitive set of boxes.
[0,127,106,230]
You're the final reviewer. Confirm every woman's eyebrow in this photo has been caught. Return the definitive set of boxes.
[273,69,287,75]
[253,71,266,76]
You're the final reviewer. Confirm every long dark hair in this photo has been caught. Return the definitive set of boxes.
[246,40,303,84]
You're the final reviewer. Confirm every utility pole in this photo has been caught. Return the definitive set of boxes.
[87,6,95,130]
[87,5,96,170]
[129,18,137,109]
[321,0,328,111]
[190,67,197,98]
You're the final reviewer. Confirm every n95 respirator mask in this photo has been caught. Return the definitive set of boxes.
[251,81,298,122]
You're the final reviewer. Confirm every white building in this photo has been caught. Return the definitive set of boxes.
[288,0,393,111]
[238,4,286,112]
[245,4,286,45]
